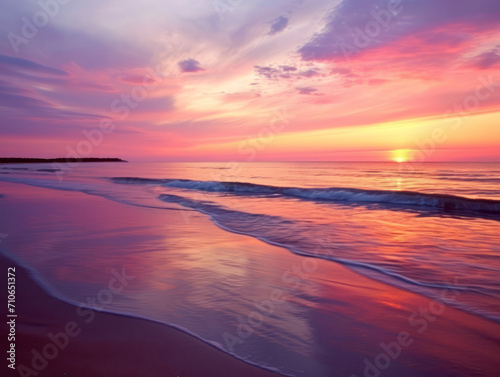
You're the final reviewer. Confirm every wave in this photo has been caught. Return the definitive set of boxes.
[110,177,169,185]
[158,193,500,322]
[111,177,500,214]
[37,168,61,172]
[436,176,500,183]
[1,167,62,172]
[110,177,279,193]
[3,174,499,328]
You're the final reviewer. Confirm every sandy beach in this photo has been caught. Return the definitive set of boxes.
[1,179,500,377]
[0,252,283,377]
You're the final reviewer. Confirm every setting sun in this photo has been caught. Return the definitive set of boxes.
[392,149,412,163]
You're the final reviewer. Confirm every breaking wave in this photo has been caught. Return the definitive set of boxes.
[111,177,500,214]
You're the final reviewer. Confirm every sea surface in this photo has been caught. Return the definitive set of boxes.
[1,162,499,376]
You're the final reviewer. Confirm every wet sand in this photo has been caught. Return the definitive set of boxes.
[1,180,500,377]
[0,254,284,377]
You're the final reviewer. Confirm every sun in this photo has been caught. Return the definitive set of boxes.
[391,149,412,163]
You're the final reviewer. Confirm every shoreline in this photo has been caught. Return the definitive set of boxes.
[0,250,285,377]
[1,179,500,377]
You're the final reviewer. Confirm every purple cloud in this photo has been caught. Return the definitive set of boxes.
[0,53,68,76]
[296,87,318,95]
[268,16,289,35]
[298,0,500,62]
[470,49,500,69]
[0,92,104,120]
[280,65,297,72]
[255,65,282,80]
[0,79,28,95]
[298,68,321,77]
[178,58,205,73]
[21,22,152,71]
[255,65,322,81]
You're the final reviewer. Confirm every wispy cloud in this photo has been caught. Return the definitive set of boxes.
[0,53,68,76]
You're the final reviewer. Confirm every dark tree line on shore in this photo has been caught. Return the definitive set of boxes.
[0,157,127,163]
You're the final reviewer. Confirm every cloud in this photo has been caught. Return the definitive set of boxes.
[255,64,322,81]
[297,68,321,77]
[255,65,282,80]
[470,49,500,69]
[129,96,176,114]
[0,92,104,120]
[268,16,289,35]
[298,0,500,62]
[178,58,205,73]
[0,79,27,95]
[0,53,69,76]
[0,93,52,109]
[296,87,318,95]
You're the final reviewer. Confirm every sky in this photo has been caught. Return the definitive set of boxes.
[0,0,500,162]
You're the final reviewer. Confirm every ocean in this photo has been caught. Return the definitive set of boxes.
[1,161,499,376]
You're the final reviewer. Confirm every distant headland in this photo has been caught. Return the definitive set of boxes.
[0,157,127,164]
